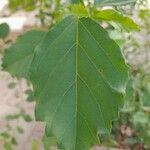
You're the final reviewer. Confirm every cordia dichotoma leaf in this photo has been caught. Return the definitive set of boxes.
[29,15,128,149]
[2,30,45,79]
[2,15,129,150]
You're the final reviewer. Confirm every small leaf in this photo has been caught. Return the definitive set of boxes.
[2,30,45,79]
[25,89,34,102]
[0,132,10,139]
[92,9,140,31]
[31,139,39,150]
[5,114,20,121]
[0,23,10,39]
[68,4,88,17]
[8,82,16,89]
[11,137,18,145]
[4,142,12,150]
[132,111,149,125]
[70,0,82,4]
[16,126,24,134]
[22,114,32,122]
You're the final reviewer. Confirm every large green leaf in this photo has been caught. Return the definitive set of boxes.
[92,9,140,31]
[2,30,45,79]
[29,15,128,149]
[94,0,137,5]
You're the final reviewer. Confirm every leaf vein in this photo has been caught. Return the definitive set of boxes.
[79,20,121,76]
[38,43,76,98]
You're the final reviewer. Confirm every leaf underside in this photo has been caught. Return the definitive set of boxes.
[30,16,128,150]
[3,16,128,150]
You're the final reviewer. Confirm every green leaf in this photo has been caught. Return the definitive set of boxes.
[8,82,16,89]
[16,126,24,134]
[2,30,45,79]
[31,139,39,150]
[25,89,34,102]
[4,142,12,150]
[22,114,32,122]
[132,111,149,125]
[68,4,88,17]
[92,9,140,31]
[94,0,137,6]
[29,15,128,150]
[0,23,10,39]
[70,0,82,4]
[5,114,20,120]
[43,135,58,150]
[0,132,10,139]
[8,0,36,11]
[11,137,18,145]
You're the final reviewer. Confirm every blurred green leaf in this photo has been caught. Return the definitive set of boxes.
[5,114,20,121]
[70,0,82,4]
[11,137,18,145]
[43,135,57,150]
[8,0,36,11]
[8,82,16,89]
[94,0,137,5]
[132,111,149,125]
[22,114,32,122]
[25,89,34,102]
[68,4,88,17]
[125,78,134,102]
[92,9,140,31]
[16,126,24,134]
[124,137,139,146]
[0,132,10,139]
[4,142,12,150]
[141,88,150,107]
[31,139,39,150]
[0,23,10,39]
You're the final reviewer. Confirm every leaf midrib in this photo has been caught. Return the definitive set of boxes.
[75,17,78,150]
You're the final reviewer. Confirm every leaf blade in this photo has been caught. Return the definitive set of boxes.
[92,9,140,31]
[30,15,128,150]
[2,30,45,79]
